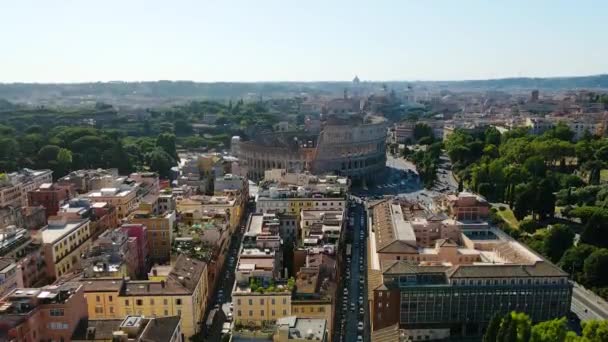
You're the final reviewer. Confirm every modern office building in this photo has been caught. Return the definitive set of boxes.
[368,198,573,340]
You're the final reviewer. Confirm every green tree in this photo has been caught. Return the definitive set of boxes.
[109,140,134,174]
[530,317,569,342]
[559,244,597,278]
[484,313,502,342]
[413,123,434,142]
[581,320,608,341]
[485,126,502,146]
[544,224,575,262]
[583,248,608,286]
[56,148,73,177]
[147,148,175,179]
[156,133,179,162]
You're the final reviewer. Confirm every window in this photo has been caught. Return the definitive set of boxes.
[108,295,113,302]
[125,300,130,305]
[283,309,287,315]
[237,299,241,305]
[176,299,182,305]
[283,298,287,305]
[294,308,299,313]
[248,310,253,317]
[177,309,182,316]
[272,310,276,316]
[150,299,154,305]
[238,310,242,317]
[95,307,103,314]
[248,299,253,305]
[136,299,143,306]
[48,322,68,330]
[165,309,169,315]
[271,299,275,305]
[109,307,114,314]
[319,307,325,312]
[260,310,264,316]
[50,308,64,316]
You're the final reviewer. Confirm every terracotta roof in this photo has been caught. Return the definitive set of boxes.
[447,261,568,279]
[382,260,449,275]
[377,240,417,254]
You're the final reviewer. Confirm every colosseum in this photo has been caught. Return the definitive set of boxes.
[235,114,388,181]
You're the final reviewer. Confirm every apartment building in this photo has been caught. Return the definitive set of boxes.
[41,217,92,280]
[119,224,149,274]
[80,228,140,279]
[77,255,208,339]
[176,194,244,233]
[256,170,348,216]
[0,226,46,288]
[233,287,292,326]
[83,185,139,219]
[127,209,175,263]
[72,315,183,342]
[299,210,344,245]
[0,258,21,298]
[57,168,119,194]
[0,282,87,342]
[7,169,54,207]
[27,183,75,218]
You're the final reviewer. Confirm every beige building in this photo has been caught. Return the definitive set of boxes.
[127,209,176,263]
[233,288,292,326]
[41,217,92,280]
[76,255,208,339]
[176,194,244,233]
[83,185,139,219]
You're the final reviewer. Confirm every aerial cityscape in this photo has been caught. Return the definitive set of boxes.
[2,1,608,342]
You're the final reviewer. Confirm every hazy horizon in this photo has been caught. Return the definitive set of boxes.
[2,0,607,83]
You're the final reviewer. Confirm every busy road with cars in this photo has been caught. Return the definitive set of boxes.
[334,200,368,342]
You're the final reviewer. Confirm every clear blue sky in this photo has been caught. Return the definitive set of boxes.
[1,0,606,82]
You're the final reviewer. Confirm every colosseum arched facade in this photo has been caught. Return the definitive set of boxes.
[237,115,387,181]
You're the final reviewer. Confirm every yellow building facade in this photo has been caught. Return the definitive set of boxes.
[234,291,292,326]
[42,218,93,280]
[80,256,208,339]
[291,299,333,342]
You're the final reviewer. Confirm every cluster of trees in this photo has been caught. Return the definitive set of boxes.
[445,124,592,221]
[483,311,607,342]
[407,141,442,188]
[0,98,292,179]
[0,122,181,179]
[445,123,608,299]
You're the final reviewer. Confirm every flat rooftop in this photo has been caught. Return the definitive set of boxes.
[41,219,88,244]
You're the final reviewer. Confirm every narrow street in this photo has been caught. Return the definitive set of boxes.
[203,201,253,341]
[334,201,368,342]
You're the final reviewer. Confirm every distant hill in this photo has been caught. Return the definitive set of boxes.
[1,75,607,106]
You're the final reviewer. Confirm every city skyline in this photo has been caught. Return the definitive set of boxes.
[1,0,607,83]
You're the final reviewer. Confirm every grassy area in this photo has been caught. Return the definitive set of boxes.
[601,169,608,183]
[496,206,520,229]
